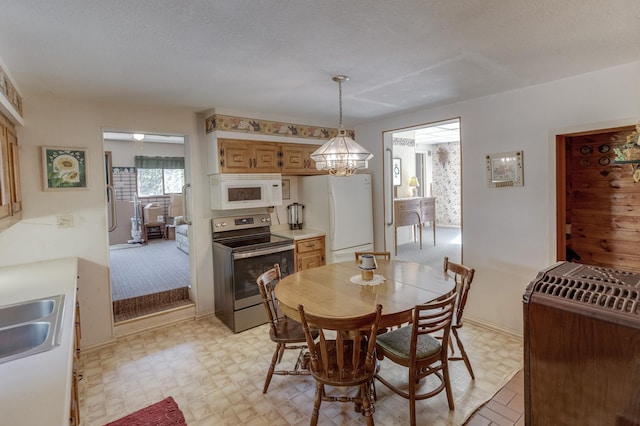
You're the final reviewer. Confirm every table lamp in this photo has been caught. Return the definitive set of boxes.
[409,176,420,197]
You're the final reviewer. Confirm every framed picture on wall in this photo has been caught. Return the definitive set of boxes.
[486,150,523,187]
[41,146,89,191]
[393,158,402,186]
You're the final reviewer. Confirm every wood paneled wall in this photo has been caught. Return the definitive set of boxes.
[566,128,640,272]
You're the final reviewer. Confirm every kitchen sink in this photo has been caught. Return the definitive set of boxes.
[0,298,56,328]
[0,295,65,364]
[0,322,50,359]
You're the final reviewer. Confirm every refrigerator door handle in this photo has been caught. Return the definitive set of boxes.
[386,148,394,225]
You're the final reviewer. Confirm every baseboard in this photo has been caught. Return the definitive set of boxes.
[113,304,196,338]
[195,310,215,321]
[79,337,118,354]
[465,315,523,339]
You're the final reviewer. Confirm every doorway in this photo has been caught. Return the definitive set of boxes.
[104,131,193,323]
[383,118,462,267]
[556,124,640,272]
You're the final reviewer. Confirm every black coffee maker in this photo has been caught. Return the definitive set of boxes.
[287,202,304,230]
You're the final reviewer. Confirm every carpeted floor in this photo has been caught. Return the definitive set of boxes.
[395,225,461,267]
[109,239,190,301]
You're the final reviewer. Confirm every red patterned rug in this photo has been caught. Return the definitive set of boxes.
[104,397,187,426]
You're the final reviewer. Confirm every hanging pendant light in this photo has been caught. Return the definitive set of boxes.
[310,75,373,176]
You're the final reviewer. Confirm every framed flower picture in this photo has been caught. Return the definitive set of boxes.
[41,146,88,191]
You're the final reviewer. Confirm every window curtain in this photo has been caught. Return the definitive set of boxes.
[134,156,184,169]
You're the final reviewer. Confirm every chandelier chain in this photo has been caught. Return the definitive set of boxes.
[338,79,343,128]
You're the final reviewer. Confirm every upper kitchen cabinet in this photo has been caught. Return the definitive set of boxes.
[218,139,281,173]
[0,112,21,230]
[214,138,325,176]
[6,123,21,214]
[281,143,324,176]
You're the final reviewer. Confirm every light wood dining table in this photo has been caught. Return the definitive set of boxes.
[274,259,456,328]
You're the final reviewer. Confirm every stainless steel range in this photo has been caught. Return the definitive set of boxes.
[212,213,294,333]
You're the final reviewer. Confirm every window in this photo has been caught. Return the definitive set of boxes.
[135,156,184,196]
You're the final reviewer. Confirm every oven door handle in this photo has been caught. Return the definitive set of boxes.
[232,244,295,260]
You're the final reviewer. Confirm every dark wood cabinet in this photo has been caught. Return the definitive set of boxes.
[524,262,640,426]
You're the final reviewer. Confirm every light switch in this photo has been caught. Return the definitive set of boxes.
[56,215,74,228]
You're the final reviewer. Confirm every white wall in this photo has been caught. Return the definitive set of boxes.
[104,139,185,167]
[0,97,208,348]
[355,61,640,335]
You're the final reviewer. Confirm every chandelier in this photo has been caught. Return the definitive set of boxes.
[310,75,373,176]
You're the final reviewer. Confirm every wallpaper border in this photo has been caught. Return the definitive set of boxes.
[205,113,354,140]
[0,64,23,117]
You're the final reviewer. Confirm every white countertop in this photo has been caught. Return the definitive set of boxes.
[0,257,78,426]
[271,224,325,241]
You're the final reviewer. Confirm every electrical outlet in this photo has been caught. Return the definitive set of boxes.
[56,215,74,229]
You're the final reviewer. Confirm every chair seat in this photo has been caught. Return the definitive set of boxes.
[376,325,441,360]
[270,316,315,343]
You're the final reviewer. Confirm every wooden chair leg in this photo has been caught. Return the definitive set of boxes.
[263,343,282,393]
[360,383,375,426]
[443,362,455,410]
[409,368,417,426]
[452,328,475,379]
[277,343,285,363]
[310,382,323,426]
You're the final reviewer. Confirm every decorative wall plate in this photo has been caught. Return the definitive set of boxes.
[580,146,592,155]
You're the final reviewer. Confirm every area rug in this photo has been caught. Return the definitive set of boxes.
[104,397,186,426]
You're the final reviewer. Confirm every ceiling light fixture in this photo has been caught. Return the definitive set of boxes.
[310,75,373,176]
[133,133,145,141]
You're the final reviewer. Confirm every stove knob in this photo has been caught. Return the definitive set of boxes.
[220,222,227,227]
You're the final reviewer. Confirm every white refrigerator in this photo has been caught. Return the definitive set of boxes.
[300,173,374,264]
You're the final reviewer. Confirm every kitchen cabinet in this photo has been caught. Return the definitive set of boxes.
[0,258,79,426]
[295,236,325,271]
[0,112,21,229]
[216,138,325,175]
[281,143,323,175]
[218,139,281,173]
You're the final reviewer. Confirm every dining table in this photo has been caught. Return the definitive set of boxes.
[274,259,456,328]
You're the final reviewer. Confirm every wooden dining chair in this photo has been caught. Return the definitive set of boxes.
[298,303,383,426]
[256,264,318,394]
[443,256,476,379]
[375,291,457,426]
[354,251,391,261]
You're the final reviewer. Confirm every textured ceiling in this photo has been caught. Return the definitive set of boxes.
[0,0,639,126]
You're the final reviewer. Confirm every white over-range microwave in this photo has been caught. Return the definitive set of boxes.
[210,173,283,210]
